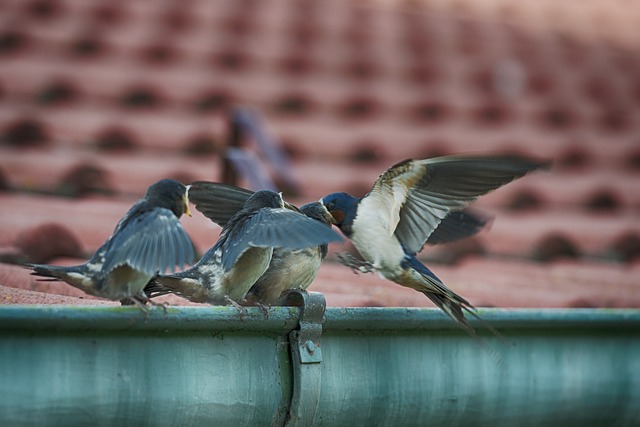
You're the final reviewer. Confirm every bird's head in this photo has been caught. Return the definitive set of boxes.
[147,179,192,218]
[244,190,285,211]
[299,202,335,226]
[320,192,359,233]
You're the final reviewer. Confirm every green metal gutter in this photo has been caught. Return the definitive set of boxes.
[0,293,638,426]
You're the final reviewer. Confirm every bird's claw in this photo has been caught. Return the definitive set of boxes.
[337,252,376,274]
[225,296,248,319]
[133,292,169,315]
[240,299,270,318]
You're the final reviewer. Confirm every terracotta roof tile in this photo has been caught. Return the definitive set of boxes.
[0,0,638,308]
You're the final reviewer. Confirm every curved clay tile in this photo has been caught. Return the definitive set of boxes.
[347,140,387,164]
[338,96,382,121]
[119,84,166,109]
[405,63,440,86]
[36,79,80,106]
[537,102,580,130]
[472,101,516,127]
[24,0,63,21]
[0,117,50,147]
[0,30,31,56]
[506,188,546,211]
[279,53,316,77]
[192,89,234,113]
[91,3,127,27]
[211,48,252,72]
[532,233,581,262]
[271,93,315,117]
[15,222,83,263]
[598,108,630,133]
[68,34,108,59]
[584,188,623,212]
[411,100,451,124]
[139,43,180,66]
[94,126,138,152]
[57,163,113,197]
[344,58,380,81]
[556,145,594,171]
[183,134,220,156]
[609,232,640,263]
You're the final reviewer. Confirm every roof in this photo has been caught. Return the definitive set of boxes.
[1,0,639,308]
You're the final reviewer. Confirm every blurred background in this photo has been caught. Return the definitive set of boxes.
[0,0,639,307]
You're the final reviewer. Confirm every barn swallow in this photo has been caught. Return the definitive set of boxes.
[180,182,336,305]
[244,201,335,305]
[27,179,196,308]
[147,190,343,307]
[177,181,491,305]
[321,154,548,335]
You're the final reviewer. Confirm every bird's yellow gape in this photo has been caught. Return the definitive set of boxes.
[183,186,192,217]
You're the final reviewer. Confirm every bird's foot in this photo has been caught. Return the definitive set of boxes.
[240,299,270,318]
[134,292,169,315]
[337,252,376,274]
[225,296,248,319]
[128,295,151,316]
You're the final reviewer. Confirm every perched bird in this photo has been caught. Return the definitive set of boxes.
[182,181,492,305]
[183,182,336,305]
[244,201,335,305]
[27,179,196,307]
[147,190,343,307]
[321,154,548,335]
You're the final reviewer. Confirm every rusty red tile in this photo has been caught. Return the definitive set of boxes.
[0,0,638,310]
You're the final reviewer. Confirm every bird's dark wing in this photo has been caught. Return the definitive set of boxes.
[370,155,546,254]
[188,181,303,226]
[220,208,343,271]
[188,181,254,227]
[102,207,196,275]
[426,208,493,245]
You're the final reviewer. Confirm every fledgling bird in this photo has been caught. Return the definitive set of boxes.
[181,182,338,305]
[321,154,548,335]
[180,181,492,305]
[147,190,343,307]
[27,179,196,307]
[244,201,335,305]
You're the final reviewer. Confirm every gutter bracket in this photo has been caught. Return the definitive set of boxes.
[284,290,326,427]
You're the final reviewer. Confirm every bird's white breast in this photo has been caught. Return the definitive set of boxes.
[351,193,406,274]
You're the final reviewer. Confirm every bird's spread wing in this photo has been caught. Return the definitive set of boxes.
[372,155,545,254]
[220,208,343,271]
[188,181,303,226]
[103,208,196,275]
[188,181,254,227]
[426,208,493,245]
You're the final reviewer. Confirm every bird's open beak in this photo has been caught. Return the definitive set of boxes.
[183,186,192,217]
[318,202,337,225]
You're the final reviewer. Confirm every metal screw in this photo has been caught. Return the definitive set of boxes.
[304,340,316,355]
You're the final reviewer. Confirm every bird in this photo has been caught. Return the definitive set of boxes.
[146,189,343,308]
[181,181,490,305]
[320,154,549,335]
[244,201,334,305]
[183,182,336,305]
[27,178,196,308]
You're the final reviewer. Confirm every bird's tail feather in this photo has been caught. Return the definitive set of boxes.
[26,263,67,281]
[422,291,475,335]
[408,256,503,339]
[142,279,174,299]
